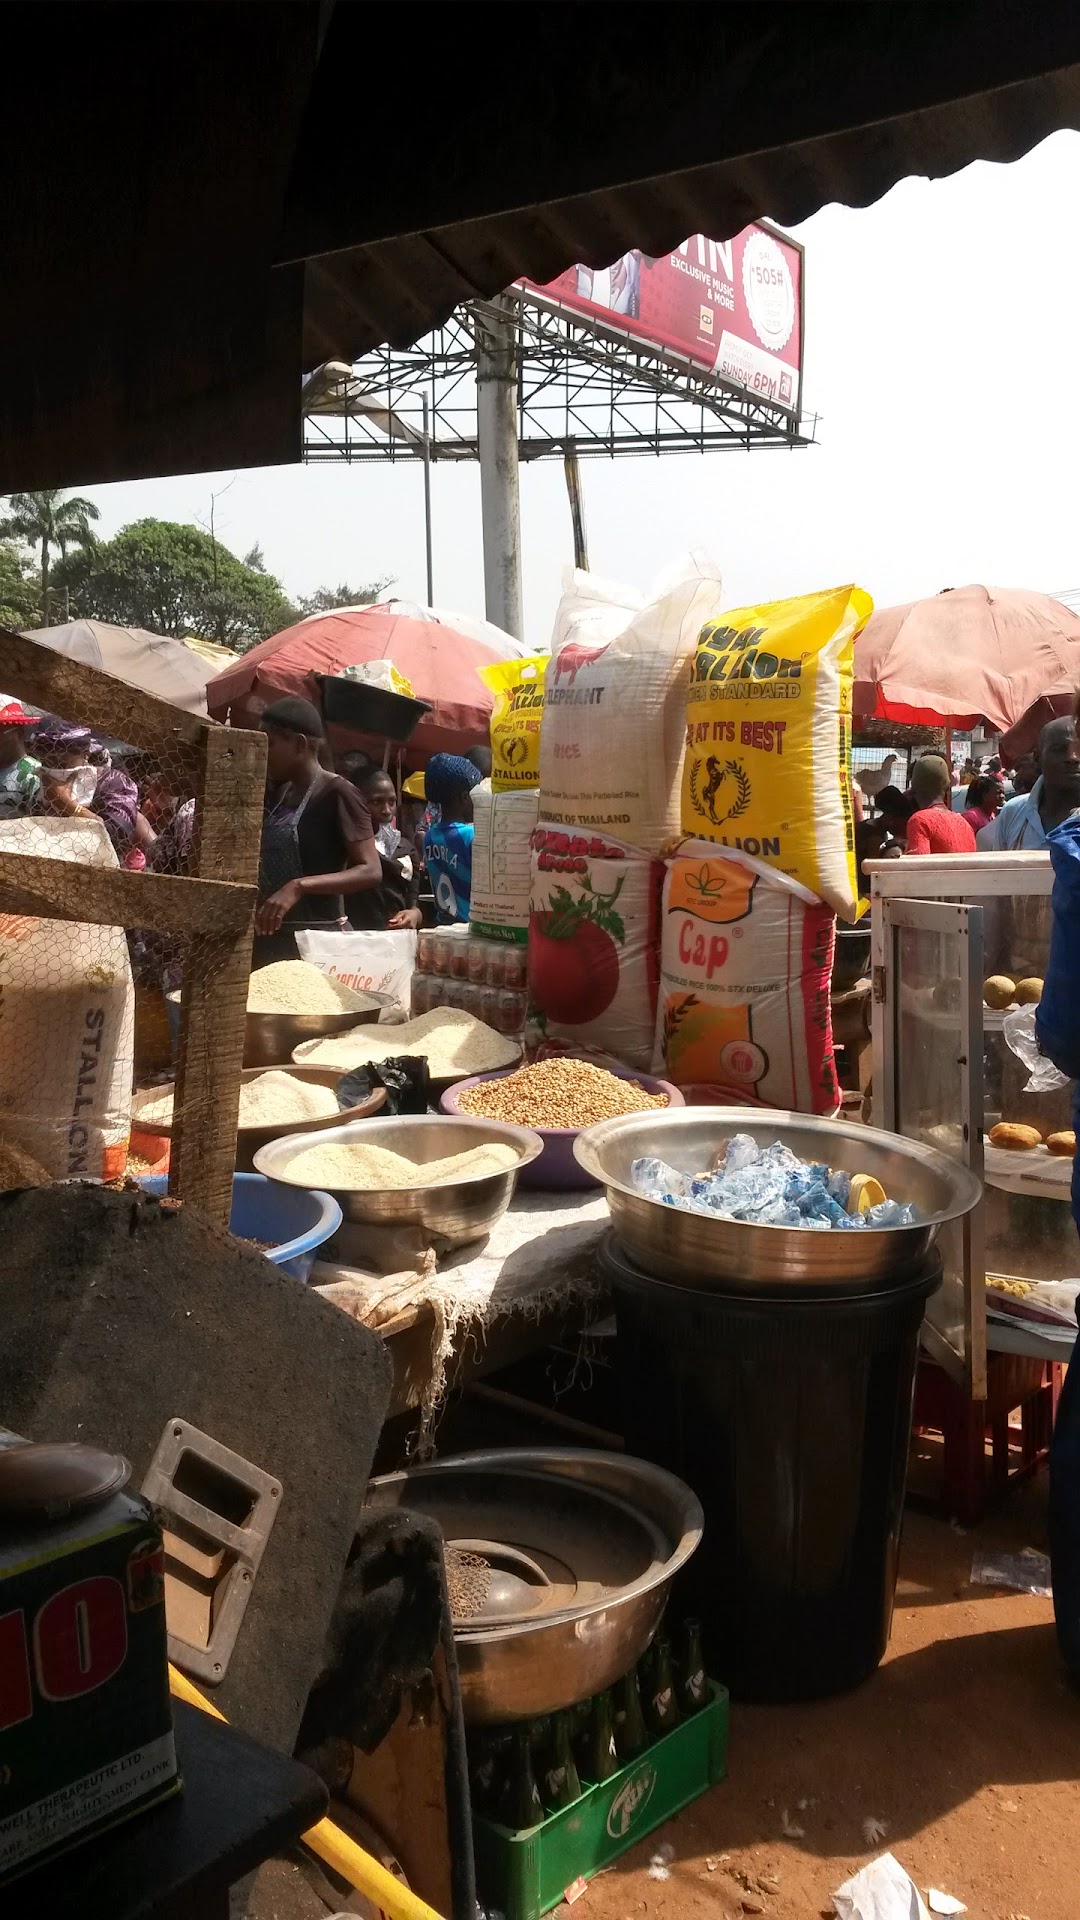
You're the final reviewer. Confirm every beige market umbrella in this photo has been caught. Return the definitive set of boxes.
[24,619,214,714]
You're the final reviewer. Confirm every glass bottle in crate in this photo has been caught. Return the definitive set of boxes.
[540,1711,581,1812]
[644,1634,681,1736]
[575,1690,617,1784]
[499,1724,544,1832]
[676,1617,708,1713]
[613,1666,648,1762]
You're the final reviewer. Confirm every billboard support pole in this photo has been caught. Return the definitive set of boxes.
[563,440,589,570]
[421,393,435,605]
[475,295,524,640]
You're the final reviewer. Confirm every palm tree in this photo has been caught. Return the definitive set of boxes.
[0,489,100,625]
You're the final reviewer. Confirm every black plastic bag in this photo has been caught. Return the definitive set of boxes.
[336,1056,431,1115]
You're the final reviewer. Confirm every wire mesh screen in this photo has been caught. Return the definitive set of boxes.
[0,644,263,1220]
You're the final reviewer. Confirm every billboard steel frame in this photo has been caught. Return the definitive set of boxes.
[303,292,817,466]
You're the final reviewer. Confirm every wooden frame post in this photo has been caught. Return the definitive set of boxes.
[0,628,265,1227]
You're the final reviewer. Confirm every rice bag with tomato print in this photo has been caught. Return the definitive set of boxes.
[654,841,838,1114]
[529,825,663,1070]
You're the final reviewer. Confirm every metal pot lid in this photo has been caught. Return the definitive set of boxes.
[0,1442,130,1520]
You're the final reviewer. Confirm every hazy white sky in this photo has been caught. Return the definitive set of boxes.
[84,129,1080,640]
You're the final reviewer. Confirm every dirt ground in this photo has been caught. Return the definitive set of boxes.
[581,1473,1080,1920]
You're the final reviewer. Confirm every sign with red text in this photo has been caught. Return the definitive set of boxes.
[519,223,803,415]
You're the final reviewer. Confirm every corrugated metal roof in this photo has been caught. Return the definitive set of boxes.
[3,2,1080,489]
[302,60,1080,365]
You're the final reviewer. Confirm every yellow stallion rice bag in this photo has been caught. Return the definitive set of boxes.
[479,655,546,790]
[681,586,872,917]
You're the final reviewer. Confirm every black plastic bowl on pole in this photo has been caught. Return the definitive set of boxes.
[313,673,433,742]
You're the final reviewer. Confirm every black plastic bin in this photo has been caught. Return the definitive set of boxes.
[603,1233,941,1703]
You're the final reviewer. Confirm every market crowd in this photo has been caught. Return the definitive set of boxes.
[0,695,490,976]
[855,715,1080,874]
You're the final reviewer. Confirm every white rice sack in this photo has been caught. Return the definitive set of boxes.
[0,815,134,1178]
[539,553,725,856]
[469,782,539,944]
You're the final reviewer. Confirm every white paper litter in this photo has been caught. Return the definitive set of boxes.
[927,1893,966,1916]
[833,1854,931,1920]
[648,1842,675,1881]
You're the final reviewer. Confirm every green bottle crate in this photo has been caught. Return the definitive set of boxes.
[473,1682,729,1920]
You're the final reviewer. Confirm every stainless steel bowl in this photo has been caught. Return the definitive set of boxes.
[366,1448,703,1724]
[243,1006,381,1069]
[574,1106,982,1291]
[166,992,382,1069]
[253,1113,542,1247]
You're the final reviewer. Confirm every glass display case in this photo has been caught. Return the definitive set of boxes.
[868,850,1073,1399]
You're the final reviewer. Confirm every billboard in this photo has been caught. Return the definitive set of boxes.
[519,223,803,415]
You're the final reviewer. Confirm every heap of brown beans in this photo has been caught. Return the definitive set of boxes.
[456,1058,668,1130]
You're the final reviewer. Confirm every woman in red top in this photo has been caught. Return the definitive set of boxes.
[905,754,977,855]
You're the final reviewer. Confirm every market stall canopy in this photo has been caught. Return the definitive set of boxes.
[367,600,537,661]
[24,620,213,716]
[2,5,1080,489]
[210,607,505,754]
[998,692,1077,764]
[852,586,1080,732]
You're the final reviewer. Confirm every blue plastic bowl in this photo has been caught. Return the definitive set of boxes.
[138,1171,341,1283]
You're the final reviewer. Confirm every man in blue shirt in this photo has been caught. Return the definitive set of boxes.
[423,753,482,923]
[977,717,1080,851]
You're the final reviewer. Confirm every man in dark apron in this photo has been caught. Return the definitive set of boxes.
[254,696,382,967]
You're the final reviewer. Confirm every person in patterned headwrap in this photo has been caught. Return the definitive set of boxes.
[422,753,482,924]
[33,717,140,861]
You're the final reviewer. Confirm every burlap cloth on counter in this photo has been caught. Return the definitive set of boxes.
[311,1188,610,1444]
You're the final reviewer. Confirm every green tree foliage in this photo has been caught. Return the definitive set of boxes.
[0,489,100,624]
[0,540,39,630]
[297,579,391,616]
[56,519,298,649]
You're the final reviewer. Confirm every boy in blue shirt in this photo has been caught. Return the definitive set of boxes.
[423,753,482,924]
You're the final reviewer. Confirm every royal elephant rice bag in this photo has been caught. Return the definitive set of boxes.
[654,842,838,1114]
[540,555,725,855]
[529,824,662,1069]
[681,585,872,917]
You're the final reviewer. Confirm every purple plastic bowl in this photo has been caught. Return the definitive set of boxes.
[439,1062,684,1190]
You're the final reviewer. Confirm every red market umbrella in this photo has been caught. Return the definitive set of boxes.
[209,607,514,755]
[853,585,1080,732]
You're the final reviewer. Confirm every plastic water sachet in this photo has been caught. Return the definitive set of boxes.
[630,1135,920,1232]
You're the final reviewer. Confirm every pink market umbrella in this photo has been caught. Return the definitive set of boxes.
[210,606,509,756]
[853,585,1080,732]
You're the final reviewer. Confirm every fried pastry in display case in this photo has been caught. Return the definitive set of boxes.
[868,850,1075,1401]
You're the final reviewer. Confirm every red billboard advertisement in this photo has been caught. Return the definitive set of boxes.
[519,223,803,415]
